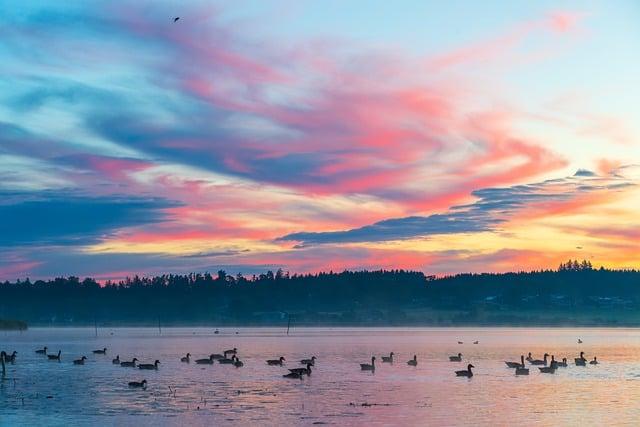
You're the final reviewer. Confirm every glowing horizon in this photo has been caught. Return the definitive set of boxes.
[1,1,639,280]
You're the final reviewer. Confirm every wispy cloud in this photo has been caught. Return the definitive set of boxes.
[280,169,635,245]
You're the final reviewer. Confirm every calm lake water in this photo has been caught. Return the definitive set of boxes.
[1,327,640,426]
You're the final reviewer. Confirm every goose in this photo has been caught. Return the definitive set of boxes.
[360,356,375,371]
[457,341,463,344]
[112,355,121,364]
[556,358,568,367]
[138,360,160,370]
[381,352,394,363]
[218,355,236,365]
[289,363,312,376]
[589,357,598,365]
[233,358,244,368]
[456,364,474,377]
[128,379,147,388]
[181,353,191,363]
[515,356,529,376]
[530,353,549,366]
[47,350,61,361]
[449,353,462,362]
[195,355,215,365]
[473,341,479,345]
[575,351,586,366]
[120,358,138,367]
[300,356,316,365]
[539,356,557,373]
[526,352,533,362]
[505,355,524,368]
[578,339,583,344]
[267,356,286,366]
[93,348,107,355]
[73,356,87,365]
[283,371,303,379]
[35,346,47,355]
[407,355,417,366]
[223,348,238,357]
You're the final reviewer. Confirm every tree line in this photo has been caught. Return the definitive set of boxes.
[1,261,639,326]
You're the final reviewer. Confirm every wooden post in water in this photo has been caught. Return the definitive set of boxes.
[158,317,162,335]
[1,351,5,377]
[94,316,98,337]
[286,313,291,335]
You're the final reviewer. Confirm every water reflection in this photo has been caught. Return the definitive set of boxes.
[2,327,640,425]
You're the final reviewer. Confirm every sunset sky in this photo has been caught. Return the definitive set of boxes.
[1,0,639,280]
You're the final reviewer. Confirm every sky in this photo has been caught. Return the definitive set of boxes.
[1,0,639,280]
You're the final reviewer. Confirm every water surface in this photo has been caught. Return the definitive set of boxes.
[1,327,639,426]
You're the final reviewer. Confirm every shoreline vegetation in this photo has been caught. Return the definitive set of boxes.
[0,319,28,331]
[2,260,640,327]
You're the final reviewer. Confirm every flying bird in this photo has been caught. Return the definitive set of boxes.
[174,17,180,22]
[576,246,583,249]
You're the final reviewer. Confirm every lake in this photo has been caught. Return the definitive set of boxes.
[1,327,639,426]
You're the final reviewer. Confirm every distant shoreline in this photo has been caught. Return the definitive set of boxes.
[17,319,640,328]
[0,319,28,331]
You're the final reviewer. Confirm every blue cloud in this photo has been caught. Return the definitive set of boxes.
[0,191,181,246]
[280,172,635,245]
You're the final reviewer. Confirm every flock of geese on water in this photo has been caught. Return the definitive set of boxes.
[1,346,317,388]
[0,338,599,387]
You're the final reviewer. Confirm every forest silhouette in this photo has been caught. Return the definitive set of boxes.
[2,260,639,326]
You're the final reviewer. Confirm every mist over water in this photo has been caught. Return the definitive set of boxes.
[2,327,640,426]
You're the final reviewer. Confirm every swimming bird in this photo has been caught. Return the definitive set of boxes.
[218,355,236,365]
[138,360,160,370]
[283,371,303,379]
[407,355,417,366]
[526,352,533,362]
[112,355,120,364]
[381,352,394,363]
[515,356,529,376]
[93,348,107,354]
[360,356,375,371]
[195,355,215,365]
[47,350,61,361]
[73,356,87,365]
[233,358,244,368]
[575,351,587,366]
[457,341,463,345]
[267,356,286,366]
[456,364,474,377]
[35,346,47,355]
[300,356,316,365]
[223,348,238,357]
[578,339,583,344]
[120,358,138,367]
[556,358,568,367]
[211,353,225,360]
[538,356,557,373]
[505,355,524,368]
[473,341,479,345]
[181,353,191,363]
[589,357,598,365]
[449,353,462,362]
[529,353,549,366]
[128,379,147,388]
[289,363,312,376]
